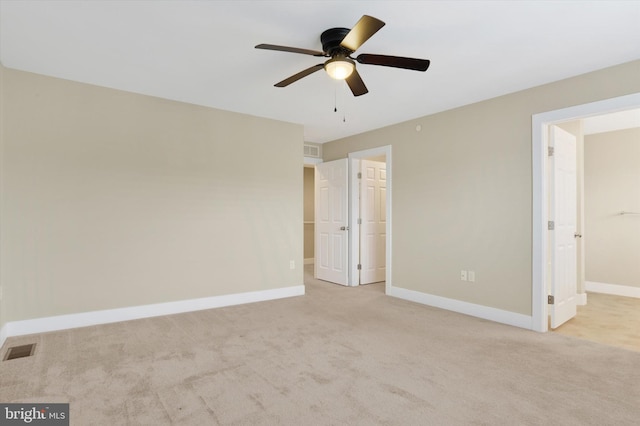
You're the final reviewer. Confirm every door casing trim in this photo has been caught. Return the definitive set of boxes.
[532,92,640,332]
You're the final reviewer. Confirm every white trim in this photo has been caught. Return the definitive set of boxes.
[348,157,361,287]
[532,92,640,332]
[347,146,392,291]
[304,258,314,265]
[0,324,8,350]
[577,292,588,306]
[388,286,532,330]
[0,285,304,348]
[585,281,640,299]
[304,157,322,165]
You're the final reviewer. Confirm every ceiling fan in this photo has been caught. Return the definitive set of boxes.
[255,15,430,96]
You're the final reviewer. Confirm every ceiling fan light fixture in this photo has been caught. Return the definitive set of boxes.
[324,57,355,80]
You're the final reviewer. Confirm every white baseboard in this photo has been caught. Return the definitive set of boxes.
[387,286,532,330]
[0,285,305,349]
[577,292,588,306]
[585,281,640,299]
[0,324,8,350]
[304,258,314,265]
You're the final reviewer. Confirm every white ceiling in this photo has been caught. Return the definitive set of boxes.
[1,1,639,143]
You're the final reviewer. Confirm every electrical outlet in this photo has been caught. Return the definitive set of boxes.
[468,271,475,282]
[460,270,467,281]
[289,260,295,270]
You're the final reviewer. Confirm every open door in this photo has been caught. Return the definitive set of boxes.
[315,159,349,285]
[549,125,578,328]
[360,159,386,284]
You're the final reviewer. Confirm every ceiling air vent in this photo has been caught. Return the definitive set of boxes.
[304,143,321,158]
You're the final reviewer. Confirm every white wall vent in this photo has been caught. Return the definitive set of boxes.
[304,143,321,158]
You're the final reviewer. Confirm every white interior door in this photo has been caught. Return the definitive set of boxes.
[360,160,386,284]
[315,159,349,285]
[549,125,578,329]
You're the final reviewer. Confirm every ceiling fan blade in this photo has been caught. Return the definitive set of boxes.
[345,69,368,96]
[255,44,325,57]
[275,64,325,87]
[356,54,430,71]
[340,15,385,52]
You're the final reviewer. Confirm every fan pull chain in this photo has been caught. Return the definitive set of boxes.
[332,83,347,123]
[342,82,347,123]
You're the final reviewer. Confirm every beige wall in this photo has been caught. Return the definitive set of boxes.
[0,66,303,328]
[323,60,640,316]
[584,127,640,288]
[303,167,314,260]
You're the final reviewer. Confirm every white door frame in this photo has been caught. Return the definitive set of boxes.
[531,92,640,332]
[348,145,392,291]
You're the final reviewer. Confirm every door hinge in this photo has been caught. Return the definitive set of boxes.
[548,221,555,230]
[357,218,362,225]
[548,146,554,156]
[548,295,555,305]
[357,264,362,270]
[357,172,362,179]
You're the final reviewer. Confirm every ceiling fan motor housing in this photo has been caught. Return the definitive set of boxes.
[321,28,352,56]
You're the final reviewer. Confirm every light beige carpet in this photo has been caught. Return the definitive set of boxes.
[1,267,639,425]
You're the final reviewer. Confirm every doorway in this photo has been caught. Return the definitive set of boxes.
[303,165,315,266]
[313,145,392,291]
[549,112,640,350]
[349,146,391,289]
[357,156,387,285]
[532,92,640,333]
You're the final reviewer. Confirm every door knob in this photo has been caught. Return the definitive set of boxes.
[340,226,349,231]
[574,233,582,238]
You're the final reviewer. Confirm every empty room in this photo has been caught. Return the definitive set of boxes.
[1,1,639,424]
